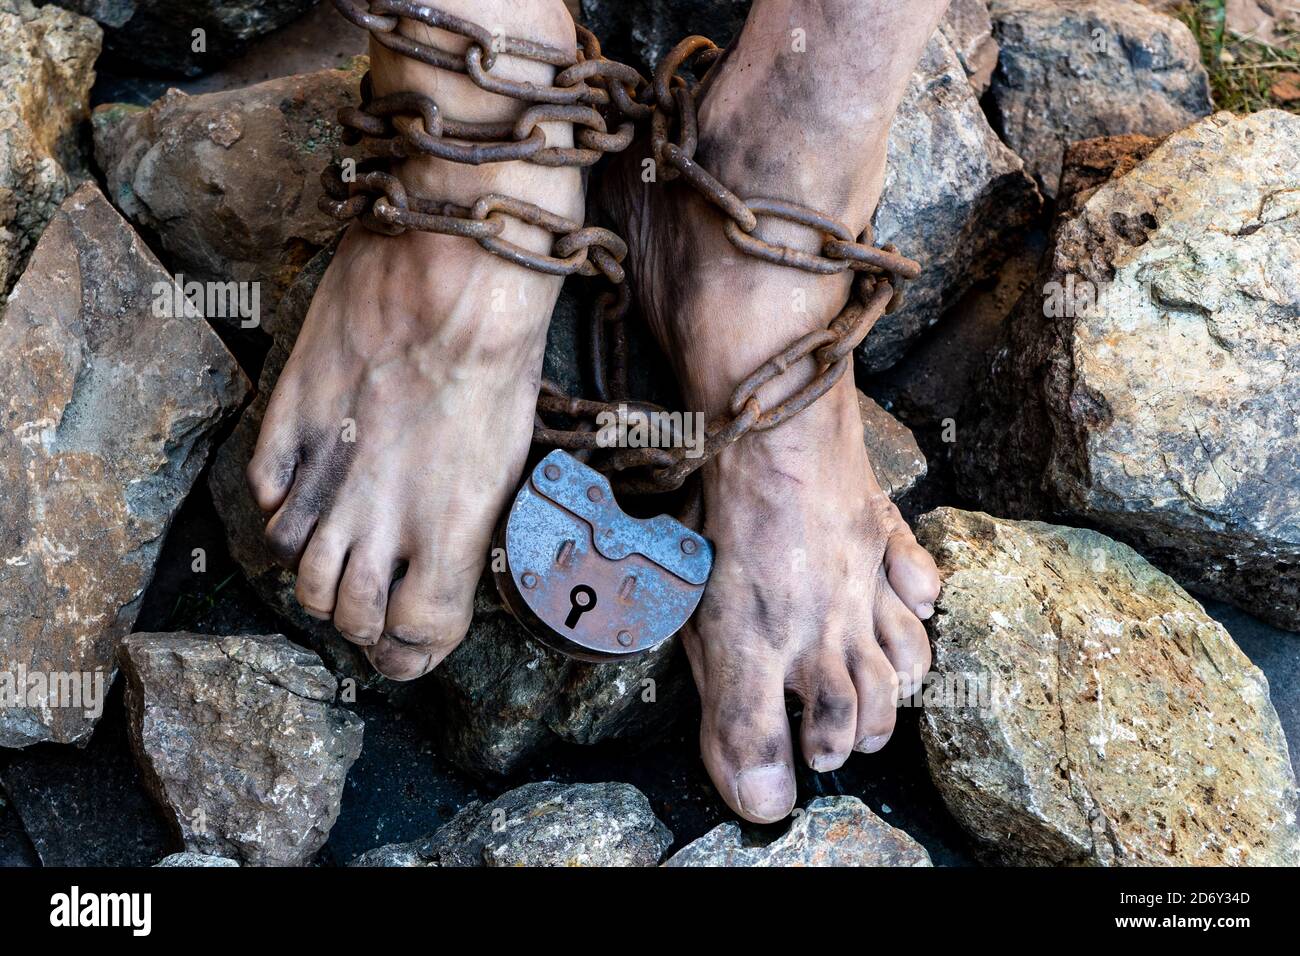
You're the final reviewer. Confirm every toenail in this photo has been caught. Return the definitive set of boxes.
[340,630,379,647]
[735,764,794,821]
[809,753,846,774]
[916,602,935,620]
[856,734,891,754]
[302,606,332,621]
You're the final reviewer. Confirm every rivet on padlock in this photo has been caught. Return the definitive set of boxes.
[493,450,714,662]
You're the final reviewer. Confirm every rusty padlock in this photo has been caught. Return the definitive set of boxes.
[493,450,713,662]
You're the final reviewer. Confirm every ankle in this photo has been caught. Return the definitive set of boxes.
[360,0,585,254]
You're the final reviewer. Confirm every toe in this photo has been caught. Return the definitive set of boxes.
[874,579,933,697]
[689,644,796,824]
[332,549,396,646]
[247,393,302,514]
[371,561,474,681]
[884,523,941,620]
[262,490,319,569]
[294,527,348,620]
[794,655,859,774]
[847,640,900,754]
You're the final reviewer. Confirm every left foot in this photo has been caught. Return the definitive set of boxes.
[598,0,946,822]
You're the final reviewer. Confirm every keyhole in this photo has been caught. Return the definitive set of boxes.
[565,585,597,629]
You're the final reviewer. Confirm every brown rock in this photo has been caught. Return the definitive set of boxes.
[0,183,249,747]
[92,61,365,325]
[1055,133,1162,216]
[917,508,1300,866]
[665,797,933,866]
[956,110,1300,631]
[121,632,364,867]
[0,0,101,294]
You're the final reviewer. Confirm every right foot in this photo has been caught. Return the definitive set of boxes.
[600,0,947,822]
[247,0,582,680]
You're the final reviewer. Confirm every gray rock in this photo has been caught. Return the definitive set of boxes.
[155,851,238,867]
[988,0,1213,198]
[53,0,319,77]
[941,0,998,93]
[0,183,249,747]
[666,796,932,866]
[916,508,1300,866]
[120,632,365,867]
[866,30,1041,372]
[417,579,689,776]
[351,781,672,867]
[0,0,100,295]
[92,61,364,326]
[859,393,927,499]
[956,111,1300,632]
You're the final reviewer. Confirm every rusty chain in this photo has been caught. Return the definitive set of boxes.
[320,5,921,495]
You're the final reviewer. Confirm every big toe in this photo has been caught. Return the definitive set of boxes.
[884,524,941,620]
[691,646,797,824]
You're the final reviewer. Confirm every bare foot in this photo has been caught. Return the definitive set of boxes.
[601,0,946,822]
[247,0,581,679]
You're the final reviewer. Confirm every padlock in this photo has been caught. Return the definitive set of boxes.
[493,449,713,662]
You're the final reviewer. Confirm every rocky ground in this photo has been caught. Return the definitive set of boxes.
[0,0,1296,867]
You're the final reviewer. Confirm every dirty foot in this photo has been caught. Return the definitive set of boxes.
[602,0,946,821]
[247,0,581,679]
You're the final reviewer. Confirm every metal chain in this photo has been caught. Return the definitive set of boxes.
[319,6,922,496]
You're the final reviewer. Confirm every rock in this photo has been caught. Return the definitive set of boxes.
[866,31,1041,372]
[415,579,690,776]
[578,0,751,68]
[859,393,926,499]
[868,230,1046,435]
[988,0,1212,198]
[92,61,364,325]
[941,0,998,93]
[916,507,1300,867]
[120,632,365,866]
[0,696,174,866]
[581,1,1041,372]
[1055,133,1162,217]
[179,0,367,96]
[0,183,249,748]
[956,110,1300,632]
[666,796,932,866]
[54,0,319,77]
[0,0,100,295]
[350,781,672,867]
[155,851,238,867]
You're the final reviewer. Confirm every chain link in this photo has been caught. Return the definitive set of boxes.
[320,6,922,496]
